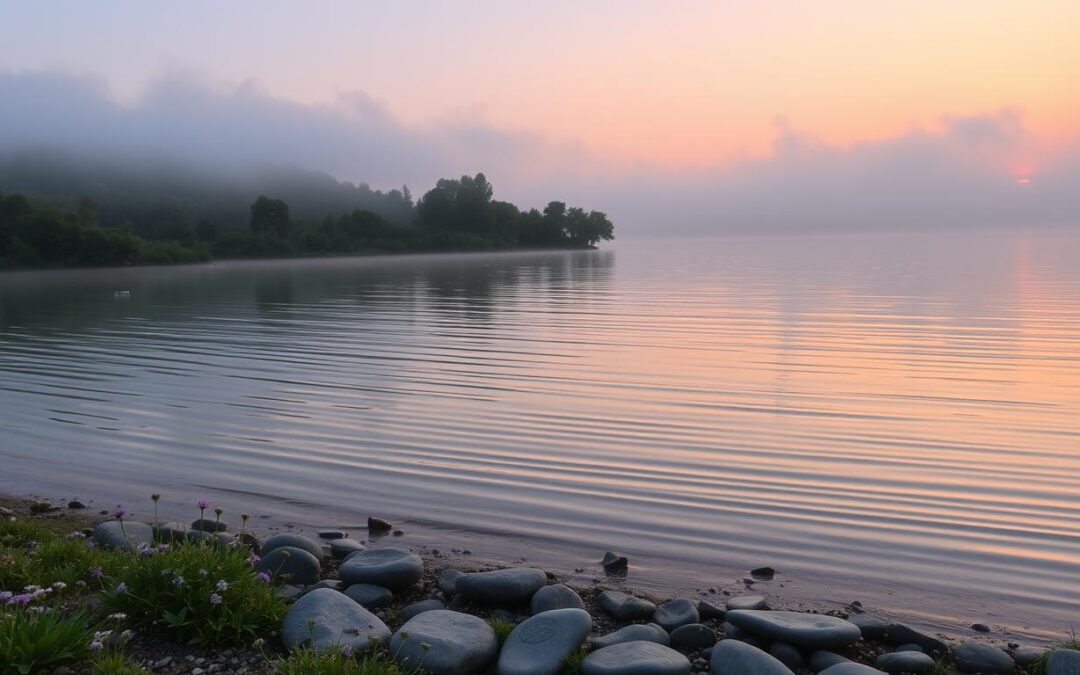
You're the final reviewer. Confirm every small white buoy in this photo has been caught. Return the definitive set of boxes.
[114,290,132,299]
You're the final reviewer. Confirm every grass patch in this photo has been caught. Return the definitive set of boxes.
[487,616,515,643]
[562,646,587,674]
[1031,638,1079,674]
[92,650,147,674]
[272,649,410,675]
[100,540,285,646]
[0,607,97,675]
[0,515,126,592]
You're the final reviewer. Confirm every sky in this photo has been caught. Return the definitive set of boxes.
[1,1,1078,235]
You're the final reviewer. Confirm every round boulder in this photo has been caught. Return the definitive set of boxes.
[670,623,716,651]
[592,624,670,650]
[953,642,1014,674]
[281,587,390,652]
[710,639,793,675]
[401,599,446,621]
[258,546,321,586]
[190,517,228,533]
[582,640,691,675]
[498,608,592,675]
[329,538,365,559]
[531,583,586,614]
[92,520,155,551]
[455,567,547,605]
[391,610,498,675]
[339,547,424,591]
[344,583,393,608]
[876,650,936,674]
[262,533,325,562]
[598,591,656,620]
[653,599,700,631]
[725,610,861,650]
[819,665,887,675]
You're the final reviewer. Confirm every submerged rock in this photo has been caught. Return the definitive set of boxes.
[368,516,393,532]
[391,610,498,675]
[601,551,629,573]
[456,568,547,605]
[281,588,389,652]
[498,608,592,675]
[583,640,691,675]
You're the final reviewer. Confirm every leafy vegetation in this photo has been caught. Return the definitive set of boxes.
[99,540,285,646]
[272,648,411,675]
[0,607,97,675]
[0,163,613,268]
[92,650,147,675]
[486,616,515,643]
[562,646,587,674]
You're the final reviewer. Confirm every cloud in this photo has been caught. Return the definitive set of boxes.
[0,69,1076,236]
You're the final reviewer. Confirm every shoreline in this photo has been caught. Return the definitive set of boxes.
[3,487,1062,653]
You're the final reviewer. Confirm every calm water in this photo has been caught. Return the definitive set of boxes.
[3,231,1080,638]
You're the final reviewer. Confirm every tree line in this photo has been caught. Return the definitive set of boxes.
[0,172,613,268]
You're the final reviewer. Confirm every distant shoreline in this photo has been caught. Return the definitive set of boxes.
[0,243,601,274]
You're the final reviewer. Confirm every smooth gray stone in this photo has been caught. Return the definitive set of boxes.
[726,595,768,611]
[1048,649,1080,675]
[281,587,389,652]
[583,641,691,675]
[262,533,325,561]
[876,651,936,674]
[329,538,365,559]
[895,643,924,652]
[819,665,886,675]
[653,599,700,631]
[598,591,656,620]
[437,568,462,594]
[710,639,794,675]
[339,547,424,591]
[456,567,547,605]
[498,608,591,675]
[258,546,321,586]
[726,610,861,650]
[721,621,750,640]
[699,599,727,620]
[391,610,498,675]
[1012,646,1044,667]
[93,520,155,551]
[809,651,851,671]
[191,517,228,533]
[849,615,890,641]
[308,579,342,592]
[153,522,188,543]
[953,642,1014,674]
[670,623,715,651]
[317,529,346,539]
[883,624,947,655]
[530,583,585,614]
[277,584,305,601]
[343,583,393,608]
[770,642,803,670]
[592,624,670,650]
[401,598,446,621]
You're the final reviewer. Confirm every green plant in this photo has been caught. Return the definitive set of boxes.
[273,648,410,675]
[0,517,125,595]
[1031,637,1079,675]
[563,646,587,674]
[93,650,146,674]
[487,616,515,643]
[0,607,96,675]
[99,540,285,646]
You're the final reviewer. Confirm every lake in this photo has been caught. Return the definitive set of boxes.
[2,230,1080,640]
